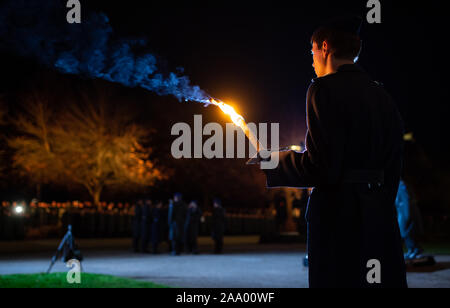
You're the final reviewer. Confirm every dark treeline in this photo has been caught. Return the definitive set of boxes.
[0,54,449,241]
[0,199,276,241]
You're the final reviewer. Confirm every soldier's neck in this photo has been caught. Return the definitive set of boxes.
[324,57,355,76]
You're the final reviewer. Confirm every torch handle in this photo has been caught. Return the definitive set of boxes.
[240,121,265,153]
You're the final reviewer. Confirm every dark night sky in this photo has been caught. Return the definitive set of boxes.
[79,0,448,158]
[1,0,449,198]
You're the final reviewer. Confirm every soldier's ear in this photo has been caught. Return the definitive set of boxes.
[322,41,329,56]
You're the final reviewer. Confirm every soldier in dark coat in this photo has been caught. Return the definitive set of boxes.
[293,190,310,237]
[211,198,226,254]
[2,202,14,240]
[168,193,187,255]
[151,200,163,254]
[395,180,424,260]
[0,202,5,240]
[184,201,203,254]
[261,18,407,288]
[141,199,152,253]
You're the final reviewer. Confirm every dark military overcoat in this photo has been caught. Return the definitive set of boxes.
[265,64,407,288]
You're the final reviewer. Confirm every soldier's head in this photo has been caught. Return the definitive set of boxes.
[213,198,222,208]
[311,17,362,77]
[189,201,198,209]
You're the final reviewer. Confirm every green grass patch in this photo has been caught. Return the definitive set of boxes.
[0,272,170,288]
[402,241,450,255]
[421,242,450,255]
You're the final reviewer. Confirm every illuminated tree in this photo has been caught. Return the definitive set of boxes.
[0,96,6,125]
[7,91,60,198]
[0,97,7,177]
[53,92,166,205]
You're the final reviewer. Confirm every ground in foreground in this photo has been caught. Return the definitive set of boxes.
[0,272,169,288]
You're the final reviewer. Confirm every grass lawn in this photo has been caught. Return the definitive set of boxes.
[0,272,170,288]
[421,242,450,255]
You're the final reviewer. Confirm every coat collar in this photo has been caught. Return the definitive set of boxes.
[337,63,364,73]
[312,64,364,82]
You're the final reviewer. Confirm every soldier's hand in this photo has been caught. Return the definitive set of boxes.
[246,150,272,165]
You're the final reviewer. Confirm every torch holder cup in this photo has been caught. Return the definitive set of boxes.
[246,149,274,165]
[246,145,303,165]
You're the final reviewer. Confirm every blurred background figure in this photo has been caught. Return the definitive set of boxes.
[1,202,13,240]
[293,189,310,238]
[168,193,187,256]
[151,200,163,254]
[274,194,287,233]
[160,201,171,253]
[395,180,425,260]
[0,201,6,241]
[184,200,202,254]
[132,199,143,253]
[10,201,26,240]
[211,198,226,254]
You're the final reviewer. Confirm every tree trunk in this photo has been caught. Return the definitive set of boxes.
[36,183,41,201]
[93,188,102,208]
[84,183,103,209]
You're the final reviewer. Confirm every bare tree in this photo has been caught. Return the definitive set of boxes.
[53,92,165,204]
[7,91,60,198]
[0,96,7,177]
[0,96,6,126]
[8,89,165,204]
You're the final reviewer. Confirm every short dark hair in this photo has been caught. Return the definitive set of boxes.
[311,26,362,61]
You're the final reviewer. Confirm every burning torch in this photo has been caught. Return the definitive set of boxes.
[207,97,305,163]
[208,98,266,153]
[13,202,25,216]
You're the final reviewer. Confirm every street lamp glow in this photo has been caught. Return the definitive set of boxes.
[14,205,24,215]
[290,145,302,152]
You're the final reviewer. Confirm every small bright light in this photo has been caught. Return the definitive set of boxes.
[209,98,245,127]
[403,132,414,141]
[14,206,24,214]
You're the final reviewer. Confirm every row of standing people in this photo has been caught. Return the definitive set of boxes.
[132,193,226,255]
[0,200,136,240]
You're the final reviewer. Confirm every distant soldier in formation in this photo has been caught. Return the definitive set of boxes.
[159,202,171,252]
[274,194,287,233]
[168,193,187,255]
[0,202,5,240]
[260,17,407,287]
[85,203,96,238]
[141,199,152,253]
[294,189,310,236]
[395,180,424,260]
[184,200,202,254]
[211,198,226,254]
[2,202,13,240]
[151,200,163,254]
[29,199,39,229]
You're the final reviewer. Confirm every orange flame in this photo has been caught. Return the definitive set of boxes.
[209,97,264,152]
